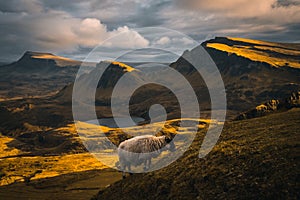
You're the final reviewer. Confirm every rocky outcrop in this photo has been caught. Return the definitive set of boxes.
[235,91,300,120]
[286,91,300,108]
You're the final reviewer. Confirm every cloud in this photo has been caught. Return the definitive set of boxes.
[162,0,300,42]
[0,7,149,62]
[102,26,150,48]
[0,0,299,62]
[177,0,274,17]
[154,37,171,45]
[74,18,149,48]
[175,0,300,22]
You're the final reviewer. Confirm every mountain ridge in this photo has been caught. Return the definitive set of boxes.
[0,36,299,130]
[203,37,300,68]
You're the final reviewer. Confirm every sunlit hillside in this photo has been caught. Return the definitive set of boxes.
[31,53,81,67]
[205,37,300,68]
[104,60,137,72]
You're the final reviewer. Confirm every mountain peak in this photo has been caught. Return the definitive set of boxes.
[23,51,55,57]
[18,51,81,67]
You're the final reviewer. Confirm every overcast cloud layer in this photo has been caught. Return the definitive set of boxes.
[0,0,299,62]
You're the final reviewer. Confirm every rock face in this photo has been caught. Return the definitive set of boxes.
[235,91,300,120]
[235,99,280,120]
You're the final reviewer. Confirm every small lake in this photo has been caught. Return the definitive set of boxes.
[85,117,145,128]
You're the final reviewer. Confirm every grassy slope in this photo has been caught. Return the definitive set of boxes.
[0,169,121,200]
[96,108,300,200]
[0,136,122,200]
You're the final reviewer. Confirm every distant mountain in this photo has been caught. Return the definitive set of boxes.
[0,61,9,66]
[16,51,81,66]
[1,51,79,74]
[0,51,95,99]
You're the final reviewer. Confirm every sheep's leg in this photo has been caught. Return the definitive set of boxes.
[128,164,133,176]
[143,160,148,171]
[121,162,126,179]
[122,172,126,179]
[128,163,131,171]
[148,158,151,169]
[143,159,151,171]
[146,158,151,170]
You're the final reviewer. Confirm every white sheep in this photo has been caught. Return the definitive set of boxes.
[117,135,175,178]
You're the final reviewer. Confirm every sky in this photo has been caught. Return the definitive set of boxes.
[0,0,299,63]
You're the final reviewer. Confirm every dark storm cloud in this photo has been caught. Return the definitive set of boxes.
[0,0,299,63]
[40,0,171,29]
[276,0,300,7]
[0,0,43,13]
[125,0,171,27]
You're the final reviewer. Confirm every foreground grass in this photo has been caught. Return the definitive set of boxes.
[96,108,300,200]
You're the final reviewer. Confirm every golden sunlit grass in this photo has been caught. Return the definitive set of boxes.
[0,135,21,158]
[105,60,136,72]
[31,54,80,66]
[206,43,300,68]
[75,118,213,139]
[74,121,114,137]
[0,151,106,186]
[6,104,34,113]
[254,45,300,56]
[227,37,282,47]
[255,104,268,111]
[0,124,108,186]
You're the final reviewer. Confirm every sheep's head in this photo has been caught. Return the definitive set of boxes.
[164,136,176,152]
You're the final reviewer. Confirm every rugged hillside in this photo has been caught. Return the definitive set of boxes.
[204,37,300,68]
[171,37,300,113]
[54,37,300,120]
[95,108,300,200]
[56,60,180,120]
[56,61,145,105]
[0,51,95,99]
[202,37,300,112]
